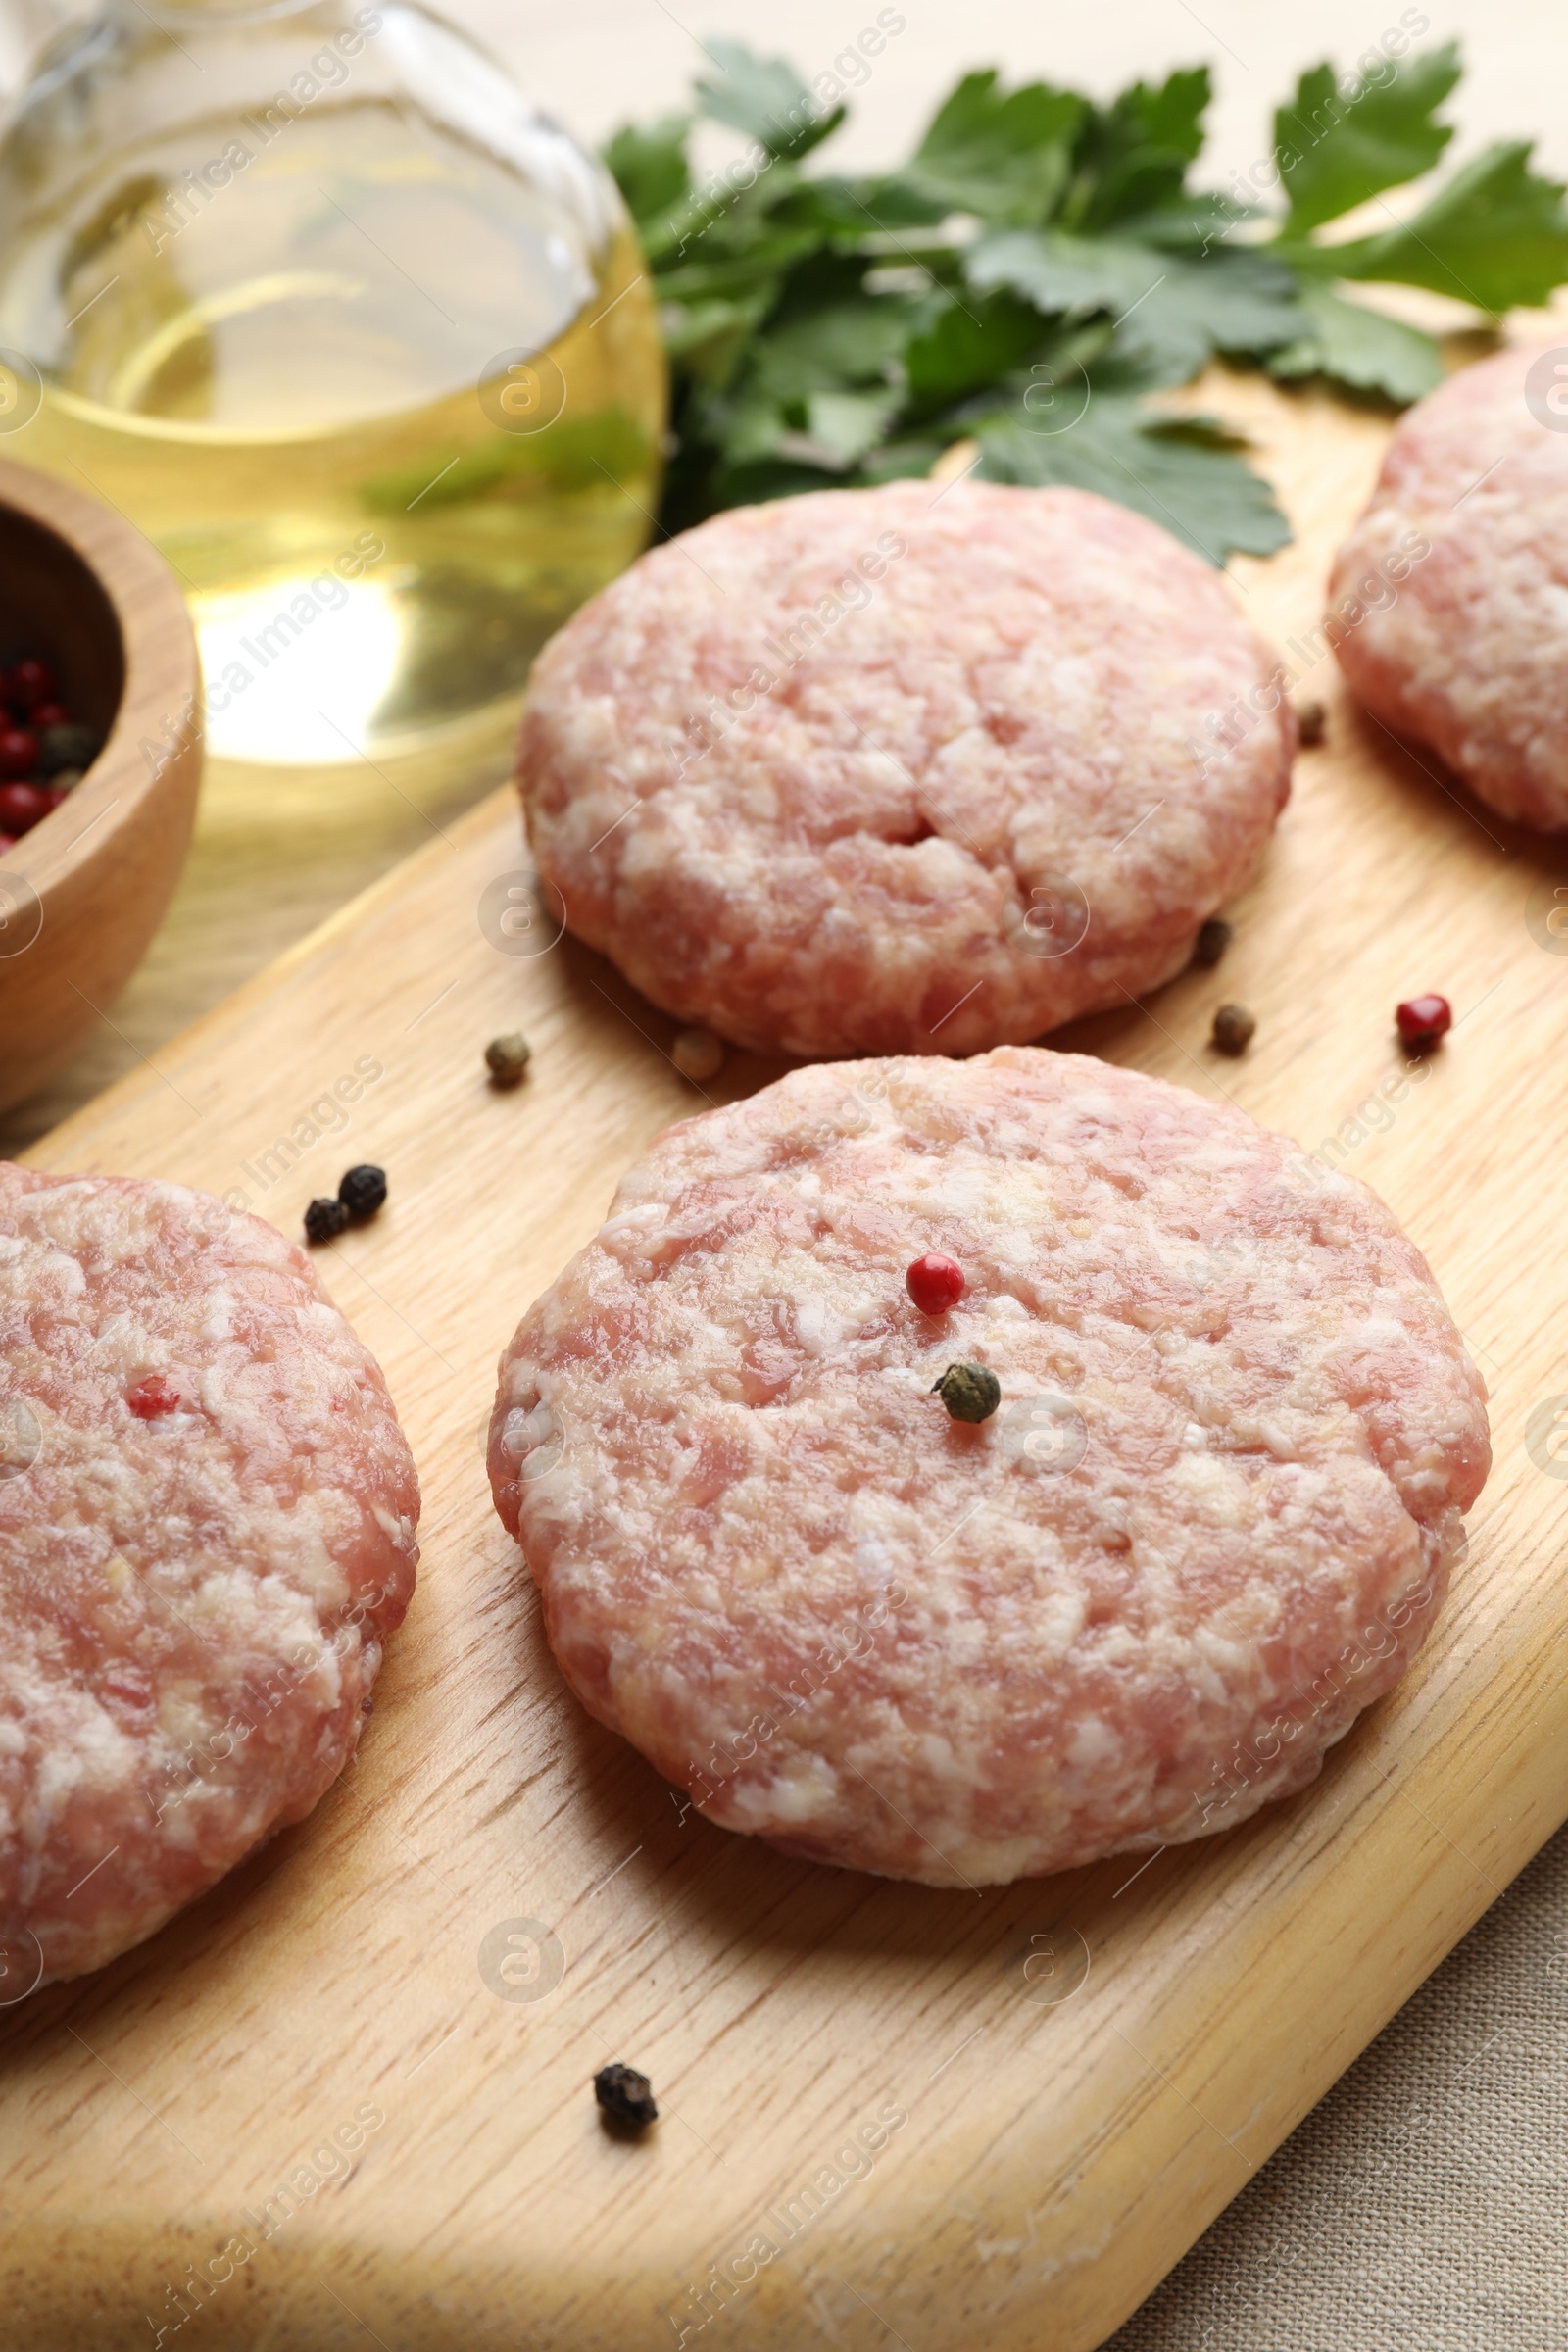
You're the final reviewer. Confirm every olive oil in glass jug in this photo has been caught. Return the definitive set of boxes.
[0,0,665,770]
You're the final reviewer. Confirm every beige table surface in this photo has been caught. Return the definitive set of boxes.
[5,4,1568,2342]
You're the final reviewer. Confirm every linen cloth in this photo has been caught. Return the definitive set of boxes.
[1109,1818,1568,2348]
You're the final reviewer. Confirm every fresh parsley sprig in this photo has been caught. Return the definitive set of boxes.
[606,38,1568,560]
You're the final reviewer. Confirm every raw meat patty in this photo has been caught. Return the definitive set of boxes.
[518,480,1294,1057]
[1331,339,1568,828]
[489,1050,1488,1887]
[0,1166,419,1984]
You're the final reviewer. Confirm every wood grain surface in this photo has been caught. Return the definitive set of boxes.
[0,455,202,1116]
[5,365,1568,2352]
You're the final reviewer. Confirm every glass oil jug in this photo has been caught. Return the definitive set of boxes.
[0,0,665,771]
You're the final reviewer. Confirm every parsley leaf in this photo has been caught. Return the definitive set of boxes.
[1271,43,1568,324]
[904,291,1052,411]
[1275,44,1459,236]
[604,114,692,228]
[966,229,1155,317]
[749,295,919,400]
[661,291,776,388]
[1324,139,1568,311]
[1113,256,1305,383]
[607,36,1568,557]
[972,398,1291,562]
[1266,283,1444,403]
[1062,68,1212,232]
[694,39,844,161]
[967,234,1305,382]
[1116,192,1258,250]
[881,71,1083,224]
[797,389,905,467]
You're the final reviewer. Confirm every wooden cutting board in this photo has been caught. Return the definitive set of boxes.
[7,366,1568,2352]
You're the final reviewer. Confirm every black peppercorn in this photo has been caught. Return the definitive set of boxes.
[1295,698,1327,747]
[304,1196,348,1246]
[594,2062,658,2131]
[933,1361,1001,1424]
[1192,917,1231,968]
[1211,1003,1256,1055]
[338,1164,387,1220]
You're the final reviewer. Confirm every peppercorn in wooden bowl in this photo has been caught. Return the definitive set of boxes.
[0,455,201,1115]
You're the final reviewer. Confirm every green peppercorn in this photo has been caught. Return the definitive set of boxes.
[933,1361,1001,1424]
[485,1032,532,1086]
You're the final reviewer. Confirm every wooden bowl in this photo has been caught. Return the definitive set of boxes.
[0,454,201,1117]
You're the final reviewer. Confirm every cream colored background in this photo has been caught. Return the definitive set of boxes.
[6,6,1568,2339]
[473,0,1568,181]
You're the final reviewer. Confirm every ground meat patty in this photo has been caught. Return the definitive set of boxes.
[0,1167,419,1984]
[489,1051,1488,1887]
[1331,340,1568,829]
[518,481,1294,1057]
